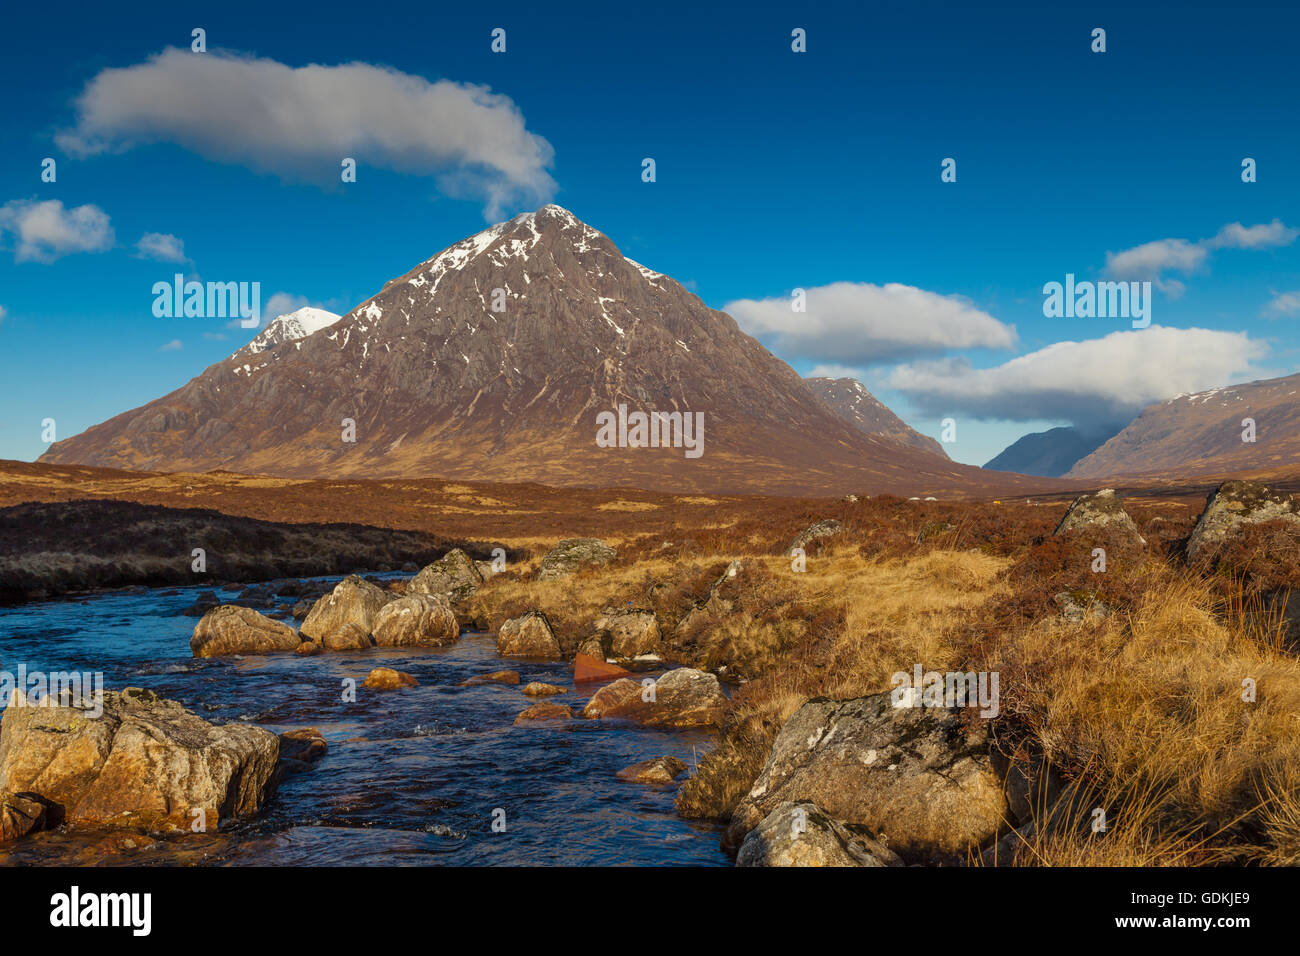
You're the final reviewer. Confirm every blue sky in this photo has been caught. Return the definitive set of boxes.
[1,0,1297,466]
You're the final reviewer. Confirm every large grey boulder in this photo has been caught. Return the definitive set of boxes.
[736,801,904,867]
[727,692,1007,862]
[372,594,459,647]
[0,687,278,835]
[594,608,660,657]
[1187,479,1300,560]
[537,538,616,581]
[190,604,301,658]
[408,549,483,604]
[1053,488,1145,545]
[299,574,393,648]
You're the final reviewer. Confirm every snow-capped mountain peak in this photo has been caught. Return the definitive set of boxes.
[239,307,341,356]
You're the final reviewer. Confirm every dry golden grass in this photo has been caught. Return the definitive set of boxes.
[671,542,1300,865]
[677,547,1011,820]
[973,570,1300,865]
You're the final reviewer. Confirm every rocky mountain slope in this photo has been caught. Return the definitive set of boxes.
[805,377,946,457]
[1067,373,1300,480]
[41,206,1053,496]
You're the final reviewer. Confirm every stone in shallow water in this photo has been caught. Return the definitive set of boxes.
[190,604,301,657]
[514,702,573,725]
[522,682,568,697]
[582,668,725,728]
[0,687,278,834]
[573,653,630,683]
[459,670,520,686]
[362,668,417,690]
[300,575,392,647]
[0,791,47,842]
[371,593,458,647]
[616,756,688,785]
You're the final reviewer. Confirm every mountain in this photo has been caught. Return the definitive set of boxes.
[984,425,1122,477]
[234,307,341,359]
[1067,373,1300,480]
[41,205,1054,496]
[806,377,946,457]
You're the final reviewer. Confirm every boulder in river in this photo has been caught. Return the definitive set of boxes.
[497,611,563,659]
[459,670,520,686]
[190,605,301,658]
[0,790,48,842]
[278,728,328,775]
[180,590,221,617]
[736,801,904,867]
[522,682,568,697]
[1186,479,1300,560]
[582,668,726,728]
[407,549,483,604]
[726,692,1007,863]
[279,728,328,764]
[514,702,573,725]
[299,574,393,648]
[537,538,616,580]
[616,755,688,784]
[320,622,373,652]
[362,667,417,690]
[0,687,278,834]
[574,653,631,683]
[372,594,459,647]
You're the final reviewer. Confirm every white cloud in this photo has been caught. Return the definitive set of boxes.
[58,47,557,219]
[1207,219,1299,250]
[0,199,114,263]
[886,326,1269,427]
[724,282,1017,365]
[1105,238,1207,282]
[135,232,189,263]
[160,339,182,351]
[1105,219,1297,293]
[807,363,867,380]
[1264,290,1300,317]
[264,292,311,320]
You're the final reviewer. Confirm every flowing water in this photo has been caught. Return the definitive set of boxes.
[0,578,728,866]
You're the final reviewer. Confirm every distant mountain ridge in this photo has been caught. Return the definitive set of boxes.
[1068,372,1300,479]
[984,425,1121,477]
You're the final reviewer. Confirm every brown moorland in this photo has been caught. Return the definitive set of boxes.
[7,458,1300,865]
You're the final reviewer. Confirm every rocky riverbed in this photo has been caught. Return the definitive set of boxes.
[0,575,726,866]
